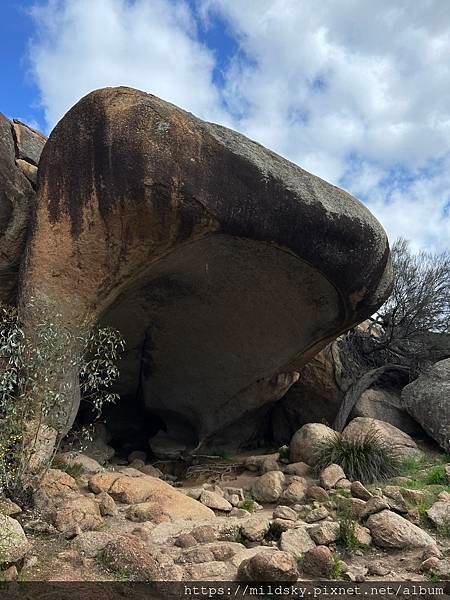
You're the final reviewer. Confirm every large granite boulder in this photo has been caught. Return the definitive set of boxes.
[0,114,46,303]
[19,86,392,452]
[402,359,450,452]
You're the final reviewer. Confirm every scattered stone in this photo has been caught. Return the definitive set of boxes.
[319,464,346,489]
[367,509,435,548]
[281,479,307,504]
[138,464,163,477]
[199,490,232,512]
[336,496,367,520]
[71,531,114,558]
[305,506,329,523]
[183,561,228,580]
[367,561,390,576]
[290,423,337,465]
[400,488,428,505]
[279,527,315,556]
[97,492,118,516]
[238,550,299,582]
[177,546,215,564]
[251,471,285,503]
[421,557,450,578]
[174,533,197,548]
[335,478,352,490]
[230,508,250,518]
[270,519,298,534]
[102,534,182,581]
[422,544,443,561]
[382,486,408,513]
[1,565,18,581]
[306,485,329,501]
[354,523,372,546]
[241,516,270,542]
[0,498,21,517]
[309,521,340,545]
[302,545,334,578]
[58,452,105,475]
[191,525,217,543]
[0,514,30,564]
[284,462,311,477]
[351,481,372,501]
[273,506,297,521]
[344,565,367,582]
[427,500,450,529]
[244,454,279,473]
[223,487,245,504]
[261,457,282,473]
[360,496,389,519]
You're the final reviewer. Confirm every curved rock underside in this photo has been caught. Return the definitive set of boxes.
[9,87,392,453]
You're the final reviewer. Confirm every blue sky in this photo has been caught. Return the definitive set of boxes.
[2,0,450,252]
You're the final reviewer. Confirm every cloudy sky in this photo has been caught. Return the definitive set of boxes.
[2,0,450,252]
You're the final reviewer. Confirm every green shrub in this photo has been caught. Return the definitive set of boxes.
[0,300,124,501]
[312,429,401,484]
[336,510,360,551]
[331,553,343,579]
[425,465,447,485]
[238,499,258,513]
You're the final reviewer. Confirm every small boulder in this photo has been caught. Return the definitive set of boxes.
[238,550,299,582]
[0,515,30,564]
[279,527,315,556]
[319,464,346,489]
[200,490,232,512]
[309,521,340,545]
[273,506,297,521]
[305,506,329,523]
[290,423,336,465]
[427,500,450,529]
[251,471,285,503]
[342,417,421,459]
[351,481,372,501]
[285,462,311,477]
[302,545,335,578]
[282,479,307,504]
[244,454,280,473]
[306,485,329,501]
[367,510,435,548]
[97,492,118,516]
[241,516,270,542]
[360,496,389,519]
[191,525,217,543]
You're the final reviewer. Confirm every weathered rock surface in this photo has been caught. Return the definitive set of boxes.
[367,510,434,548]
[352,388,422,436]
[21,86,392,451]
[279,527,315,556]
[342,417,421,458]
[0,114,45,303]
[0,515,30,564]
[302,545,335,578]
[290,423,337,465]
[319,464,346,489]
[89,473,214,521]
[402,359,450,452]
[251,471,285,503]
[237,550,299,582]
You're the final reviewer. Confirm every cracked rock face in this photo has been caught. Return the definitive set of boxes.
[0,114,46,304]
[19,86,392,452]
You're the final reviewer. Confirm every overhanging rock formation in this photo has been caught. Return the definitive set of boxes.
[20,86,393,453]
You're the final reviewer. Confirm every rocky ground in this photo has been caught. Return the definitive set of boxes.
[1,418,449,583]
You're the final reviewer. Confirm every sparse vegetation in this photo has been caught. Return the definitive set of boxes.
[0,299,124,502]
[238,498,258,513]
[331,553,343,579]
[51,457,84,479]
[425,465,447,486]
[312,429,401,483]
[336,509,360,551]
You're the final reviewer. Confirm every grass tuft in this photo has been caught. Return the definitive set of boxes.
[312,429,401,484]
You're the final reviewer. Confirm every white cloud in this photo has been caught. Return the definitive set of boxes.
[28,0,450,251]
[29,0,229,130]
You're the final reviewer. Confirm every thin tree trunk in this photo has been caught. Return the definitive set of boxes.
[333,364,409,432]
